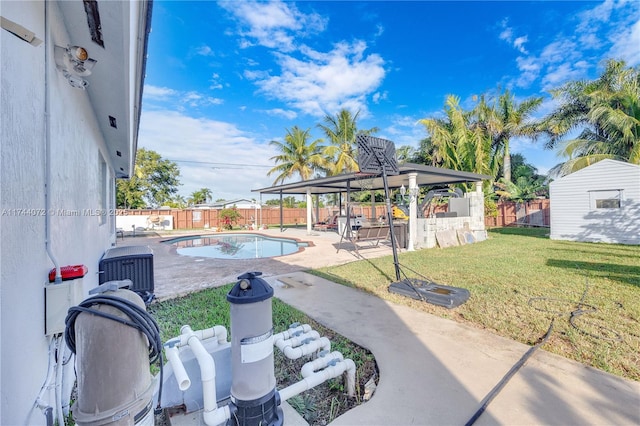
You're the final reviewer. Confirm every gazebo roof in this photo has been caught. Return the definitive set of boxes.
[253,163,490,196]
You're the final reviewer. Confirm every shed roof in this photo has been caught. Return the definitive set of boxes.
[253,163,490,195]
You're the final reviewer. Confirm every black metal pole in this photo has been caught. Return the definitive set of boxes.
[381,166,401,281]
[346,181,351,233]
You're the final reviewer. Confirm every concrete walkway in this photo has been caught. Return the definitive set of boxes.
[121,229,639,425]
[268,272,640,425]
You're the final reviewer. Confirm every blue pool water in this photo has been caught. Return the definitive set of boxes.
[165,233,308,259]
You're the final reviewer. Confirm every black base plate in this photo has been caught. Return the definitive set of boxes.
[388,279,470,309]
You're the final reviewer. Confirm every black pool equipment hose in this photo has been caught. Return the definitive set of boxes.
[464,319,555,426]
[64,294,164,414]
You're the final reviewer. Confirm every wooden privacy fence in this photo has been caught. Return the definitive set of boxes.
[117,199,550,230]
[485,199,550,228]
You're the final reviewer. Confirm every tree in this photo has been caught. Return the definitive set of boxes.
[418,95,495,181]
[542,59,640,176]
[219,207,243,230]
[395,145,415,163]
[318,109,379,175]
[268,126,326,184]
[484,90,543,182]
[189,188,213,205]
[116,148,181,208]
[116,176,145,209]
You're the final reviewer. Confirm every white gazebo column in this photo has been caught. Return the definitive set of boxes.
[408,172,418,251]
[306,187,313,235]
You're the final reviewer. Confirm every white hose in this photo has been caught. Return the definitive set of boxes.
[27,336,57,425]
[165,345,191,391]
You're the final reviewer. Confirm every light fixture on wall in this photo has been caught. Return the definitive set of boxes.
[53,45,97,89]
[400,184,419,203]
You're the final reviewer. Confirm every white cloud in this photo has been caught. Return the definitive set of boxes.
[372,91,388,104]
[220,0,327,52]
[498,18,528,54]
[378,114,429,149]
[514,56,541,88]
[246,41,385,117]
[542,62,588,90]
[513,36,528,54]
[263,108,298,120]
[143,85,179,100]
[138,110,279,199]
[193,45,215,57]
[209,73,223,90]
[503,0,638,91]
[143,85,223,109]
[608,18,640,65]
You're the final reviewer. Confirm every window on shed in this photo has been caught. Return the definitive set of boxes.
[589,189,622,209]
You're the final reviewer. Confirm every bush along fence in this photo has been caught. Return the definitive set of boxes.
[115,199,550,231]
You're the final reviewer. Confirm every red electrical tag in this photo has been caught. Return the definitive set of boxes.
[48,265,88,282]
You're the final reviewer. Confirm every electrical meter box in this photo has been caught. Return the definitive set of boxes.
[45,278,85,335]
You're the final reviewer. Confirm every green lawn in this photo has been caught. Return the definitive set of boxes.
[311,227,640,381]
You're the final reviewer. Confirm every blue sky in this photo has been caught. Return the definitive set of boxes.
[138,0,640,201]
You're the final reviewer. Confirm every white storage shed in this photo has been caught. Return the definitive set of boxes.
[550,159,640,244]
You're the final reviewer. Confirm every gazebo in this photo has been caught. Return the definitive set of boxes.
[253,163,490,251]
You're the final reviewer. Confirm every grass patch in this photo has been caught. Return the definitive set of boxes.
[148,284,378,424]
[311,227,640,381]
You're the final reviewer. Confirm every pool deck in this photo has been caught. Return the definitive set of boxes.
[124,227,395,301]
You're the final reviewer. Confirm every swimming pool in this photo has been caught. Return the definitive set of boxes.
[164,233,309,259]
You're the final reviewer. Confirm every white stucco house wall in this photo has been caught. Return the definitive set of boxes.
[549,159,640,245]
[0,1,151,424]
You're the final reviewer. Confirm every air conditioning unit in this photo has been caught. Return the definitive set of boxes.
[99,246,154,304]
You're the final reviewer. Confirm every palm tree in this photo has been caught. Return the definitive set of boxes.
[395,145,415,163]
[318,109,379,175]
[491,91,543,182]
[268,126,326,184]
[543,59,640,176]
[471,91,543,182]
[419,95,494,179]
[189,188,212,205]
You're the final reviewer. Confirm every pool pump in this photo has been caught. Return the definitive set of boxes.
[227,272,283,426]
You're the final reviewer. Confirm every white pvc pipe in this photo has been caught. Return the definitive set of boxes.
[300,352,344,377]
[273,324,312,343]
[278,359,356,401]
[342,359,357,397]
[180,326,230,426]
[61,351,75,416]
[55,337,65,426]
[179,325,228,346]
[274,330,321,353]
[165,346,191,391]
[281,337,331,360]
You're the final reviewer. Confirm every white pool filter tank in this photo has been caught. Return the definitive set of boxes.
[227,272,283,426]
[68,281,155,425]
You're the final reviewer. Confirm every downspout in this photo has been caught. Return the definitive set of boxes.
[44,0,61,283]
